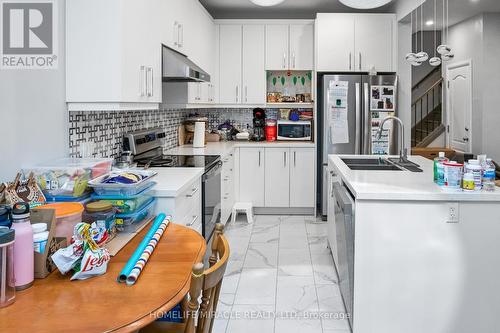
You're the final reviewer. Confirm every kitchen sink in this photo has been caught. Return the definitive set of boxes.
[341,157,423,172]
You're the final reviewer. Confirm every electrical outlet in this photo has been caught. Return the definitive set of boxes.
[447,203,459,223]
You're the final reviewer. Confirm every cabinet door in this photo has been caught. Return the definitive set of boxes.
[239,148,265,207]
[354,15,395,72]
[264,148,290,207]
[219,25,242,104]
[289,24,314,70]
[265,25,289,70]
[316,14,355,71]
[242,25,266,104]
[290,148,315,208]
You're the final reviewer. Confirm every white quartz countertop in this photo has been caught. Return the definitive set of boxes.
[149,167,204,197]
[329,154,500,202]
[165,141,316,158]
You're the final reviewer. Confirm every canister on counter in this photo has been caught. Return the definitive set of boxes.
[443,161,464,191]
[83,201,116,240]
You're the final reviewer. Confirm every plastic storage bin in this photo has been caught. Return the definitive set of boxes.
[115,198,156,233]
[88,170,157,197]
[90,182,155,214]
[24,158,113,198]
[0,228,15,308]
[37,203,84,243]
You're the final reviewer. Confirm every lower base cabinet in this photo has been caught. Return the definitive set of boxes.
[239,147,315,208]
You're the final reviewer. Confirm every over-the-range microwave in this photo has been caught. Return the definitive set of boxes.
[277,120,312,141]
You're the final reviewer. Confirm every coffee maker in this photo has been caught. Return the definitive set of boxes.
[252,108,266,141]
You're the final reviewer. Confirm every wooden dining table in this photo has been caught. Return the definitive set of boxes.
[0,223,206,333]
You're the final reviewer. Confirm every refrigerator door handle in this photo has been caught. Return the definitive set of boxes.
[363,82,370,154]
[355,83,361,154]
[328,126,333,145]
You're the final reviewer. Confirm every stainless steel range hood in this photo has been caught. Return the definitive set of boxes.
[162,45,210,82]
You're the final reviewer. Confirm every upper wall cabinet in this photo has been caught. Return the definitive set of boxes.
[316,14,396,72]
[266,23,314,70]
[66,0,214,110]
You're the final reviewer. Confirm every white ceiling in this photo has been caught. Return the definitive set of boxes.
[199,0,395,19]
[403,0,500,31]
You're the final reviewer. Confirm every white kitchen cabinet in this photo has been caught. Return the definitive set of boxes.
[315,14,395,72]
[239,148,265,207]
[289,24,314,70]
[221,152,236,224]
[289,148,315,207]
[264,148,290,207]
[266,23,314,70]
[219,25,243,104]
[162,82,214,105]
[242,25,266,104]
[266,25,290,70]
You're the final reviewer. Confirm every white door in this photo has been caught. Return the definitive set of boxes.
[242,25,266,104]
[239,148,265,207]
[447,61,472,153]
[219,25,242,104]
[264,148,290,207]
[316,14,355,71]
[265,25,289,70]
[354,15,394,72]
[289,24,314,70]
[290,148,315,207]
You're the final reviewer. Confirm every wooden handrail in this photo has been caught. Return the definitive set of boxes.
[413,78,443,106]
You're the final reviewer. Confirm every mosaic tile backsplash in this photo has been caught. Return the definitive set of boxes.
[68,108,283,158]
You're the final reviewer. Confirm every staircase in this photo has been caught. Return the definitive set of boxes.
[411,67,445,147]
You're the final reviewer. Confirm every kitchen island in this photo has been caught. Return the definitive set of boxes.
[327,155,500,333]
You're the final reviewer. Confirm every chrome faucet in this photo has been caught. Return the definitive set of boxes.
[376,116,407,162]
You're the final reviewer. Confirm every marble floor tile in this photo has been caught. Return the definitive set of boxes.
[254,215,282,226]
[305,221,328,236]
[221,260,244,294]
[212,294,235,333]
[251,223,280,244]
[226,304,275,333]
[311,253,339,285]
[244,242,279,269]
[308,235,331,255]
[275,318,323,333]
[224,222,253,240]
[276,276,319,313]
[234,268,277,305]
[278,248,314,277]
[226,236,251,261]
[281,215,307,224]
[304,215,324,223]
[317,284,351,331]
[279,230,309,249]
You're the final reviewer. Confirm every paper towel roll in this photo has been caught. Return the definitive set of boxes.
[193,121,205,148]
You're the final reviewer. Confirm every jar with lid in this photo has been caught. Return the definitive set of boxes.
[0,228,16,308]
[83,201,116,240]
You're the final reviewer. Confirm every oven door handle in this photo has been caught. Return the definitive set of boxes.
[186,187,199,198]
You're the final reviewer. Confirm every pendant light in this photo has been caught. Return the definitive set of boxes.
[429,0,442,66]
[338,0,392,9]
[249,0,286,6]
[437,0,453,58]
[406,11,418,63]
[410,4,422,66]
[416,4,429,62]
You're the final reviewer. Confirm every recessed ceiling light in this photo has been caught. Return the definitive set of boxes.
[426,20,434,26]
[249,0,286,6]
[338,0,392,9]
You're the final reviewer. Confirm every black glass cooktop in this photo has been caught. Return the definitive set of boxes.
[135,154,220,170]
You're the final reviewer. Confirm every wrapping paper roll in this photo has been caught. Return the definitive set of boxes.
[126,217,170,285]
[117,213,167,283]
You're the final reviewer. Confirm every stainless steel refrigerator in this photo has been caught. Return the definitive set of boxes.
[318,73,399,217]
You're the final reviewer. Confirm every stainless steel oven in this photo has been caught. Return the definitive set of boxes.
[202,161,222,241]
[333,182,355,330]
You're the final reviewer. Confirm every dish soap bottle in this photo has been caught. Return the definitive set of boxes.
[434,152,449,184]
[11,202,34,290]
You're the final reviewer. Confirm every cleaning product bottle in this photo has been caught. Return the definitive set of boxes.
[11,202,34,290]
[434,152,449,184]
[482,158,496,192]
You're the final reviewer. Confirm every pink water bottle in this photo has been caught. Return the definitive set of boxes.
[11,202,34,290]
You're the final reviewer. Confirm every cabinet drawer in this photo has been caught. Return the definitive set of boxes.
[174,178,201,222]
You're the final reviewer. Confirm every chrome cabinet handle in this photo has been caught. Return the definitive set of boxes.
[187,215,198,226]
[174,22,179,46]
[294,151,296,167]
[359,52,362,70]
[283,52,286,69]
[349,53,352,71]
[179,24,184,48]
[258,151,261,166]
[186,187,198,198]
[245,86,248,103]
[236,86,239,103]
[283,151,287,167]
[292,52,296,68]
[146,67,153,97]
[139,66,146,97]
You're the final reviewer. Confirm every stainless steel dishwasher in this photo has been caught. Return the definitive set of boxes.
[333,182,355,330]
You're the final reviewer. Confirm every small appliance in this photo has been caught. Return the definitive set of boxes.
[252,108,266,141]
[277,120,312,141]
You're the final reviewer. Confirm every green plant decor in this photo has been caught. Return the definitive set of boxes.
[293,76,298,85]
[281,76,286,86]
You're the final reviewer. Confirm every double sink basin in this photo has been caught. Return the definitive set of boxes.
[341,157,423,172]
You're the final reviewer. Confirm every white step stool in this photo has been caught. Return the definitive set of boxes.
[231,202,254,224]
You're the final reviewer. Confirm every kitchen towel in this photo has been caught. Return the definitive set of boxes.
[193,121,205,148]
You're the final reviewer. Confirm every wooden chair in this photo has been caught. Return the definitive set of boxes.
[141,223,230,333]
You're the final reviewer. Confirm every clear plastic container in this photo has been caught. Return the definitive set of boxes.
[24,158,113,198]
[83,201,117,241]
[37,203,84,243]
[0,228,15,308]
[115,198,156,233]
[482,158,496,192]
[90,182,155,214]
[443,161,464,191]
[88,170,157,196]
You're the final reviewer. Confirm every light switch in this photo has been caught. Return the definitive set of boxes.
[446,203,459,223]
